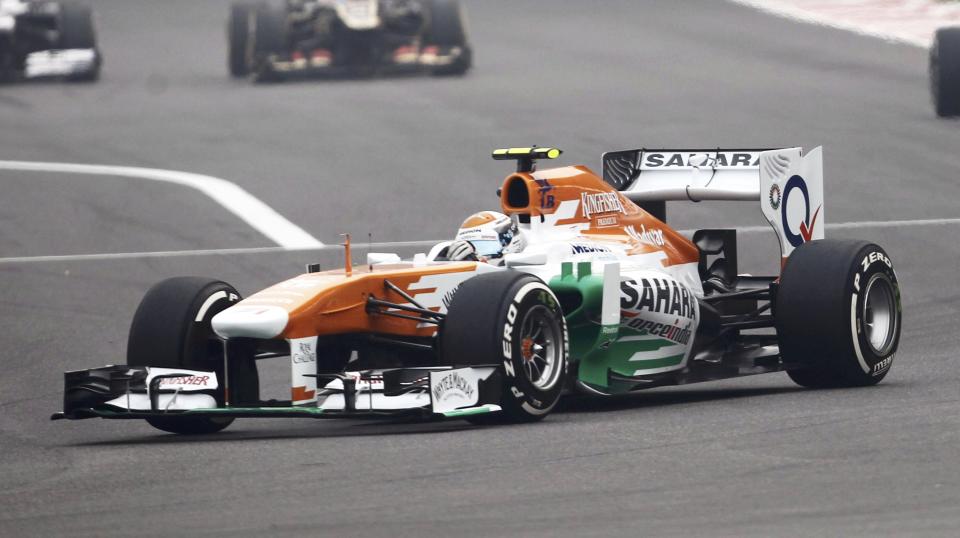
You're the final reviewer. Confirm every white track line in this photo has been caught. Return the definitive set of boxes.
[0,240,442,264]
[0,160,323,249]
[729,0,960,48]
[1,218,958,265]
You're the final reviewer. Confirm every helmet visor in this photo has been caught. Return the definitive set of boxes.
[470,240,504,257]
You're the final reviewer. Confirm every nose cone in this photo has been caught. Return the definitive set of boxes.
[212,305,289,339]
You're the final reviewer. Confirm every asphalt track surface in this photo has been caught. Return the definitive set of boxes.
[1,1,958,536]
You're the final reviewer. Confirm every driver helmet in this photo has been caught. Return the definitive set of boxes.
[454,211,517,258]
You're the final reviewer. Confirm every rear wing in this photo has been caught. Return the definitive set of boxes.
[602,147,825,259]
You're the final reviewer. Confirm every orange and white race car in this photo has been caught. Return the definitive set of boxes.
[53,146,903,434]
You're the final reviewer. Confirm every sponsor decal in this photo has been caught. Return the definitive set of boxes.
[769,183,781,210]
[158,375,211,387]
[571,243,612,255]
[595,215,618,227]
[292,342,316,364]
[441,285,459,310]
[625,224,665,247]
[624,319,693,345]
[535,178,556,209]
[781,175,822,248]
[642,152,760,168]
[620,278,697,321]
[580,192,625,219]
[431,371,475,403]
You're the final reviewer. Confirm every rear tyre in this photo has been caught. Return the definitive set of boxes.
[251,0,289,81]
[228,2,255,77]
[57,2,100,81]
[777,240,901,388]
[127,277,259,434]
[440,272,567,423]
[931,27,960,117]
[424,0,471,76]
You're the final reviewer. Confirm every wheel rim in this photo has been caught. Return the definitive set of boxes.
[518,305,563,390]
[862,274,897,355]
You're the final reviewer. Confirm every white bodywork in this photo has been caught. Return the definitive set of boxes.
[24,49,98,78]
[103,367,219,412]
[606,146,825,259]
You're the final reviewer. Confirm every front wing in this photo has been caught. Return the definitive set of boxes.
[52,364,503,422]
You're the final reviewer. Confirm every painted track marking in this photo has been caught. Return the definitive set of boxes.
[2,217,959,264]
[0,160,323,249]
[729,0,960,48]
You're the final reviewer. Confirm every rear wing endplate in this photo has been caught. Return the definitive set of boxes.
[601,147,825,260]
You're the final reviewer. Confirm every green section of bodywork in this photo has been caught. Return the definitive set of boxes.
[550,262,687,395]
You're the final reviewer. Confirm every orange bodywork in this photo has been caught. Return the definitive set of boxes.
[499,165,699,267]
[237,262,480,340]
[232,164,698,342]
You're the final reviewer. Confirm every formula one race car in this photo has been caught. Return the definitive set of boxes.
[53,146,902,434]
[228,0,471,81]
[931,27,960,117]
[0,0,100,81]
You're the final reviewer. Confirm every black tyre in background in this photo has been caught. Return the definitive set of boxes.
[127,277,259,434]
[440,271,567,423]
[57,1,100,81]
[777,240,901,388]
[931,27,960,117]
[424,0,472,76]
[228,2,255,77]
[251,0,289,81]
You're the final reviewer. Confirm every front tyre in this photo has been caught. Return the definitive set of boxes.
[440,272,567,423]
[127,277,259,434]
[777,240,901,388]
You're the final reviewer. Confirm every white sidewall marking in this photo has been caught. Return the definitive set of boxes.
[850,292,872,374]
[0,160,323,249]
[195,291,229,322]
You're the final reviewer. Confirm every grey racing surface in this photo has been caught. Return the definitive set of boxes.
[1,0,958,536]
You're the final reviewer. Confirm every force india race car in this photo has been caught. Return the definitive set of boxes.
[0,0,100,81]
[228,0,471,81]
[53,146,903,434]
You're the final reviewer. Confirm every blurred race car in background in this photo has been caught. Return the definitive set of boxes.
[228,0,471,81]
[931,27,960,117]
[53,146,903,435]
[0,0,100,81]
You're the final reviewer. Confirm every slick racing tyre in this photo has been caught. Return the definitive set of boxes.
[777,240,901,388]
[251,0,288,81]
[424,0,471,76]
[57,2,100,81]
[228,2,254,77]
[440,272,567,423]
[931,27,960,117]
[128,277,259,434]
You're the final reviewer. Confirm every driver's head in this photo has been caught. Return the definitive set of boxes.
[454,211,517,258]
